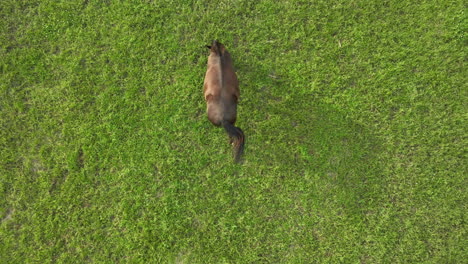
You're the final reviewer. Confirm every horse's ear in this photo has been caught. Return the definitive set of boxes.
[206,45,211,49]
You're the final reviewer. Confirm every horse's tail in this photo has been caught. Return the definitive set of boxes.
[222,120,245,163]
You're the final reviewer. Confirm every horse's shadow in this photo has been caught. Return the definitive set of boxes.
[233,51,385,214]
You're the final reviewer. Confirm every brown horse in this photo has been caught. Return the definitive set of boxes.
[203,40,244,163]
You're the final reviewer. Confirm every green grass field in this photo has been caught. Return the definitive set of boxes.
[1,0,466,263]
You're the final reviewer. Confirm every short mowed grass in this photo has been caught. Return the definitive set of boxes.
[1,0,466,263]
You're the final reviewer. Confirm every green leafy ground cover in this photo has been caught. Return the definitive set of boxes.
[1,0,466,262]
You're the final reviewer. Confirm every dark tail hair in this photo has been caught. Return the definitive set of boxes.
[222,120,245,163]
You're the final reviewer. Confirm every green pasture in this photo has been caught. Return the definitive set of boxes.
[1,0,466,262]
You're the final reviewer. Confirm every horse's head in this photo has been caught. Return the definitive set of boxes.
[206,40,226,56]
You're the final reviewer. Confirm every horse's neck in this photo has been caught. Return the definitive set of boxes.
[210,55,225,93]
